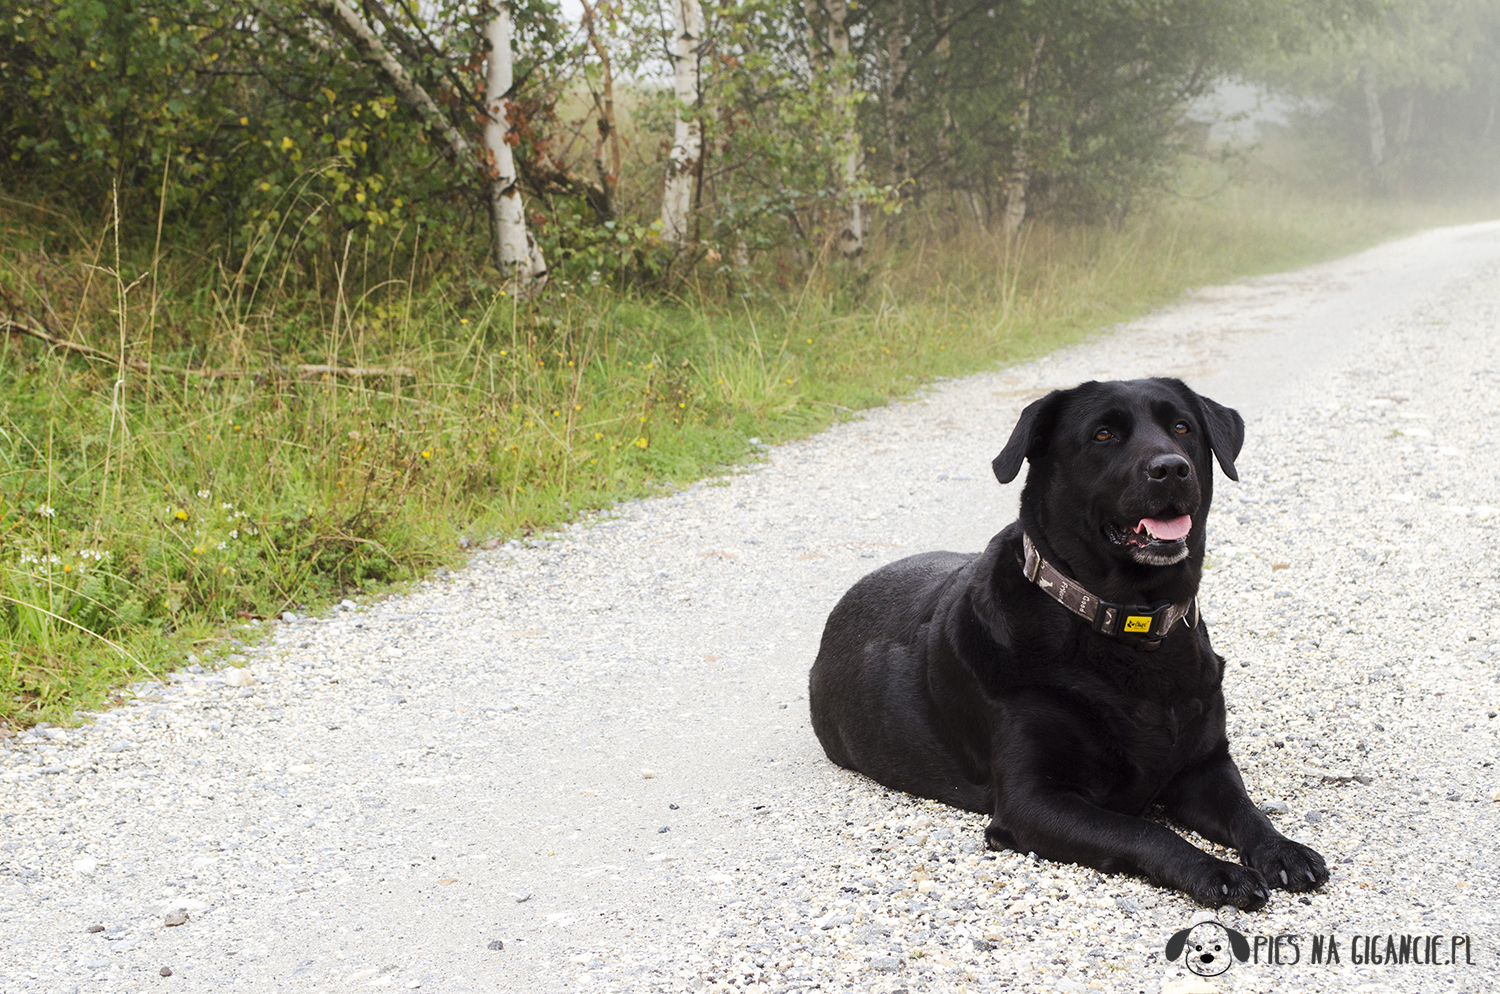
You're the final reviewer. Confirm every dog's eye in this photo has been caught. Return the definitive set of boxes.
[1173,421,1190,435]
[1093,428,1113,442]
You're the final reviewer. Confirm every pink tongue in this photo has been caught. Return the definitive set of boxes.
[1139,515,1192,541]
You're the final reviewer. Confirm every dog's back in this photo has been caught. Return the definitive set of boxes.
[809,551,992,813]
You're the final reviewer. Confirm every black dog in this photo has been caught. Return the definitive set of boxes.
[809,378,1327,909]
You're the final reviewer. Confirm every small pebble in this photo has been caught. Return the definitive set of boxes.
[164,912,188,927]
[487,939,505,951]
[160,966,173,977]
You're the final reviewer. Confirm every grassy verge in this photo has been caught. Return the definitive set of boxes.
[2,174,1495,727]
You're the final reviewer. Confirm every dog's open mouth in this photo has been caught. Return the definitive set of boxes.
[1107,515,1192,565]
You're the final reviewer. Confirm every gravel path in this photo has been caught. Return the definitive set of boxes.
[4,221,1500,994]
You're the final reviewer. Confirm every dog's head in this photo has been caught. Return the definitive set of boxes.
[993,378,1243,599]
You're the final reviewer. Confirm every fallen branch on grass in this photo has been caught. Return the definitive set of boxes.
[2,318,416,380]
[293,364,417,380]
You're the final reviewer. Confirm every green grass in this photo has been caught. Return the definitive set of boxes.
[2,172,1495,727]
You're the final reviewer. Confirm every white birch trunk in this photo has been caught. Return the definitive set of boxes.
[826,0,862,260]
[1001,34,1046,238]
[662,0,704,244]
[580,0,621,218]
[311,0,544,290]
[484,3,546,290]
[933,0,953,165]
[882,4,909,192]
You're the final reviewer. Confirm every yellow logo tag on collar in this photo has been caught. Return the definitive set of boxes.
[1123,615,1153,634]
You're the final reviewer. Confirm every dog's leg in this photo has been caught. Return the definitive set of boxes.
[988,787,1273,910]
[1162,749,1329,894]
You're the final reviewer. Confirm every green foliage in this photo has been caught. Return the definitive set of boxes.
[0,0,573,265]
[850,0,1352,221]
[2,0,1418,284]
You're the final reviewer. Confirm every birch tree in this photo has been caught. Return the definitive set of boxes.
[1000,33,1046,237]
[579,0,623,220]
[804,0,862,260]
[483,1,547,290]
[826,0,862,260]
[661,0,704,244]
[932,0,953,181]
[307,0,543,290]
[879,4,910,195]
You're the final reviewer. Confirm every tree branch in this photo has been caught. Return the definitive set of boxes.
[4,318,414,380]
[306,0,474,165]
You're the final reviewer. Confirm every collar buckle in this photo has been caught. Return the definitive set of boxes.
[1095,599,1175,639]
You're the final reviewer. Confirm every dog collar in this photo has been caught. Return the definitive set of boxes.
[1021,533,1197,649]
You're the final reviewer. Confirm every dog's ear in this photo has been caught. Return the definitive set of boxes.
[1198,394,1245,482]
[1164,928,1190,962]
[1226,927,1250,962]
[993,391,1063,484]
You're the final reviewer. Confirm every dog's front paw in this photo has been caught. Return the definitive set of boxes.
[1243,837,1328,892]
[1184,861,1269,911]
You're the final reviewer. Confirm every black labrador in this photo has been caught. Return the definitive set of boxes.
[808,378,1327,909]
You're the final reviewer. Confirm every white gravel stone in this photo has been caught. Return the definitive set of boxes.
[222,667,256,688]
[2,222,1498,993]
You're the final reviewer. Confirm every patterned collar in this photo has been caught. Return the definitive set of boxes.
[1020,532,1197,650]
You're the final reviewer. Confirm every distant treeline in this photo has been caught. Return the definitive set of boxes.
[1254,1,1500,196]
[1,0,1494,287]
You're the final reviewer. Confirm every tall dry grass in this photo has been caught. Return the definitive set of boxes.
[2,169,1493,725]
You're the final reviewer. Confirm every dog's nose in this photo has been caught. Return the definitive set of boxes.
[1146,453,1191,481]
